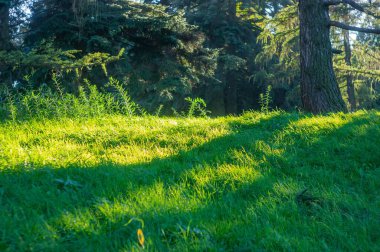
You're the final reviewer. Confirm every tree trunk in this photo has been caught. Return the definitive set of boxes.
[299,0,347,113]
[0,3,10,51]
[343,29,356,111]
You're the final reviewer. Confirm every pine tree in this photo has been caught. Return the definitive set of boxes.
[300,0,380,113]
[22,0,219,112]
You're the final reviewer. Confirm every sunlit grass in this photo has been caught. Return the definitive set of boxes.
[0,111,379,251]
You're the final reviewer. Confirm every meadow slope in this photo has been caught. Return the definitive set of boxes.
[0,111,379,251]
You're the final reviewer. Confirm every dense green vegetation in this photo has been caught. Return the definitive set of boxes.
[0,110,379,251]
[1,0,379,114]
[1,1,379,250]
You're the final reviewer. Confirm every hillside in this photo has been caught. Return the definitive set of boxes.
[0,111,379,251]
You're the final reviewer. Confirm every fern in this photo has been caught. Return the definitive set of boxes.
[155,105,164,117]
[106,77,139,117]
[185,97,210,118]
[259,85,272,114]
[0,78,136,121]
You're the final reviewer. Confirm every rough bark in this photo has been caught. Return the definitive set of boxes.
[299,0,347,113]
[0,3,10,51]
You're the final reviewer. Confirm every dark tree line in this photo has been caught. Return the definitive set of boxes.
[0,0,379,114]
[0,1,10,50]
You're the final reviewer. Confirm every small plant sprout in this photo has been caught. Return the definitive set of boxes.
[259,85,272,114]
[185,97,210,118]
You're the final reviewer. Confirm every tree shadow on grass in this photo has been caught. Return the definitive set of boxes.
[1,112,379,251]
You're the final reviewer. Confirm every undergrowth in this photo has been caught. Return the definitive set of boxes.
[0,78,141,122]
[0,78,212,122]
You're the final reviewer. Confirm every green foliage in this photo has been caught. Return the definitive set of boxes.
[255,2,300,108]
[0,78,138,121]
[158,0,266,113]
[19,0,219,112]
[0,111,379,250]
[185,97,209,118]
[3,0,380,114]
[259,85,273,113]
[106,77,141,117]
[332,28,380,109]
[0,44,125,91]
[257,3,299,69]
[257,1,380,110]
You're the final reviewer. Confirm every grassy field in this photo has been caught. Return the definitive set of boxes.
[0,111,379,251]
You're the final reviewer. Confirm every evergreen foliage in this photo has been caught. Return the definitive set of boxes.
[23,0,219,112]
[0,0,379,113]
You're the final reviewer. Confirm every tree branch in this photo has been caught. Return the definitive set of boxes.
[324,0,380,18]
[324,0,343,5]
[332,48,343,54]
[330,21,380,34]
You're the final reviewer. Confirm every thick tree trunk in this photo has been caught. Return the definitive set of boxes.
[0,3,10,51]
[299,0,347,113]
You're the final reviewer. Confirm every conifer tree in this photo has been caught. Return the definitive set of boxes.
[300,0,379,113]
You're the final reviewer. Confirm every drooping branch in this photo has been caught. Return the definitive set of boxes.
[332,48,343,54]
[324,0,380,18]
[324,0,343,5]
[330,21,380,34]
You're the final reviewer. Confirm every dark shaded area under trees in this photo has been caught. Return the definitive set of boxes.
[0,0,379,115]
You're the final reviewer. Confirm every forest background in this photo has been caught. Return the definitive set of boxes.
[0,0,379,116]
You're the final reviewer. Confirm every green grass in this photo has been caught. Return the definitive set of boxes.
[0,111,379,251]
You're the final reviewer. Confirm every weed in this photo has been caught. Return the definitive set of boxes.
[185,97,210,118]
[259,85,272,114]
